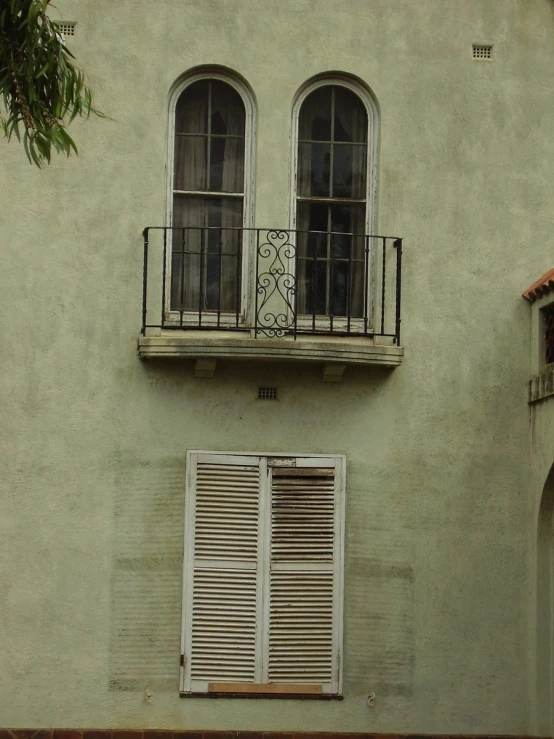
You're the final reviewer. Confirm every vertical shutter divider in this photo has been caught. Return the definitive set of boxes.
[257,456,269,683]
[260,458,272,684]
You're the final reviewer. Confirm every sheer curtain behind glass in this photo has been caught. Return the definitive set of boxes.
[296,85,368,318]
[171,79,245,314]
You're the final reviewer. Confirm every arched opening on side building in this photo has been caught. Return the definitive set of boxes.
[537,464,554,734]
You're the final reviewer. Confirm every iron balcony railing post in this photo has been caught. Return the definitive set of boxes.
[179,227,186,327]
[217,228,223,328]
[254,229,260,337]
[235,228,241,328]
[161,228,167,328]
[141,228,149,335]
[363,235,369,335]
[198,227,205,327]
[329,243,335,334]
[381,236,386,337]
[394,237,403,344]
[311,237,317,332]
[346,237,353,334]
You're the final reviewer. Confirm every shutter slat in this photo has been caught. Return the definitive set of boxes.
[194,461,260,561]
[191,568,257,681]
[271,474,335,563]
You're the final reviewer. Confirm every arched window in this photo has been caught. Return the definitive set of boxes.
[169,73,253,319]
[292,79,376,322]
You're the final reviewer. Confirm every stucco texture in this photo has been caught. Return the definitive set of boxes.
[1,0,554,735]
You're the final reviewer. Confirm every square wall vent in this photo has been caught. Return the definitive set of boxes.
[258,386,278,400]
[473,44,492,59]
[56,21,76,36]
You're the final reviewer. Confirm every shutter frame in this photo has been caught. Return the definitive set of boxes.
[180,452,345,696]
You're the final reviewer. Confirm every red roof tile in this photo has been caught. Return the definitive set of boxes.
[523,268,554,302]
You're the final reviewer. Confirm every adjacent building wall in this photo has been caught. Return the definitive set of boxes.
[2,0,554,734]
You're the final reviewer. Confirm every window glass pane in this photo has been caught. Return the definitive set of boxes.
[207,197,243,229]
[295,84,369,321]
[333,233,365,318]
[306,202,328,234]
[328,249,364,317]
[174,79,246,194]
[174,135,207,190]
[171,196,242,312]
[332,144,366,198]
[175,80,208,134]
[206,199,242,311]
[299,87,332,141]
[296,202,326,317]
[173,194,205,228]
[170,249,186,311]
[296,256,327,317]
[172,78,247,315]
[330,203,365,235]
[296,203,365,318]
[172,195,242,229]
[329,259,348,316]
[209,137,244,193]
[333,87,367,143]
[210,80,245,136]
[298,143,330,197]
[311,261,327,316]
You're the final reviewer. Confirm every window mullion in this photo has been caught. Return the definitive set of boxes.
[206,81,212,191]
[202,80,211,306]
[326,88,335,315]
[329,86,335,199]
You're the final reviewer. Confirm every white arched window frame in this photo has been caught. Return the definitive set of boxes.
[165,70,256,326]
[289,76,379,331]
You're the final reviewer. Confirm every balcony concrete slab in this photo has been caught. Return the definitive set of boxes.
[137,332,403,380]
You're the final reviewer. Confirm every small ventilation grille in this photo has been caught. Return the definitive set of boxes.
[473,44,492,59]
[56,21,76,36]
[258,386,278,400]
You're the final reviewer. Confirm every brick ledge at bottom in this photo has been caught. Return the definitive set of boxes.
[0,730,540,739]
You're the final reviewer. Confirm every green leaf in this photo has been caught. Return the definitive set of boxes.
[0,0,105,167]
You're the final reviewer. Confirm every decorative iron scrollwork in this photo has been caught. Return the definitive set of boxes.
[255,230,297,338]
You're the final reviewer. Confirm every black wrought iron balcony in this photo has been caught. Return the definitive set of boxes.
[141,227,402,343]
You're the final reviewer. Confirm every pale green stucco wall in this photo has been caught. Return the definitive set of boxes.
[1,0,554,734]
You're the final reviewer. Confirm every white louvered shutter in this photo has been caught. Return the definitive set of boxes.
[266,458,344,695]
[181,453,264,693]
